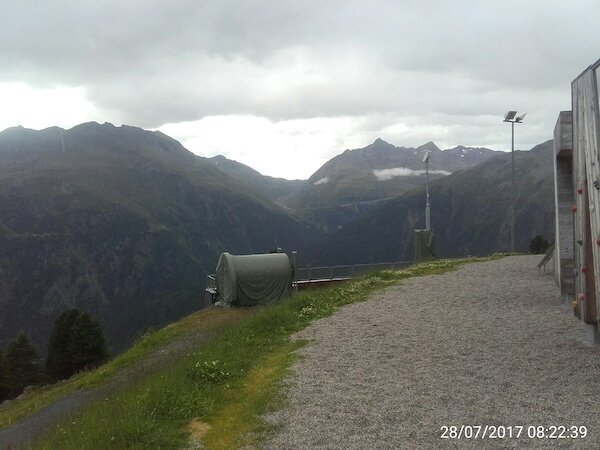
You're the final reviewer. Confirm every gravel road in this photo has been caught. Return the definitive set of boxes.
[264,256,600,449]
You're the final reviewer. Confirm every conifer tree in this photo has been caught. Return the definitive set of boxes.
[46,309,108,381]
[68,312,108,373]
[3,333,41,397]
[46,309,81,380]
[529,234,549,254]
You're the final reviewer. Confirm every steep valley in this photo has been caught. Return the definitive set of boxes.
[0,123,320,353]
[0,124,555,357]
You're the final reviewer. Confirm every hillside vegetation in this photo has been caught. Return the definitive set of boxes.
[2,256,504,449]
[0,123,321,354]
[307,140,555,264]
[0,121,552,380]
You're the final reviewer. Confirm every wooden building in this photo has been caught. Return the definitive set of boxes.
[554,58,600,340]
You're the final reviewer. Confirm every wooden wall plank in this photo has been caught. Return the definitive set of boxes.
[572,65,600,323]
[553,111,574,296]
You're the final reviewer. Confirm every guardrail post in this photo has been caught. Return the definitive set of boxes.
[291,251,298,293]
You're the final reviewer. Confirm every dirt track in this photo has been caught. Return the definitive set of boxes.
[264,256,600,449]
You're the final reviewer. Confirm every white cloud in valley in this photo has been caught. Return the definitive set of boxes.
[373,168,452,181]
[313,177,330,185]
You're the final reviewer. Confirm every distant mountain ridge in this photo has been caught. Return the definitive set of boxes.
[0,122,321,353]
[305,140,555,265]
[207,155,304,205]
[0,123,550,356]
[294,138,501,208]
[210,138,503,233]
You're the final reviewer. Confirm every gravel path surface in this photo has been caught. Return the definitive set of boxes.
[264,256,600,449]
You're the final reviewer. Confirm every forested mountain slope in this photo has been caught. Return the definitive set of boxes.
[0,122,320,353]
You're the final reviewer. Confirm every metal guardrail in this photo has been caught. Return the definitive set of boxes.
[205,261,413,300]
[206,274,216,292]
[205,274,217,303]
[295,261,413,283]
[537,243,555,274]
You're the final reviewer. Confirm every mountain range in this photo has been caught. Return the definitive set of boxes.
[0,122,554,354]
[0,123,319,353]
[212,138,503,233]
[306,140,555,265]
[291,138,500,208]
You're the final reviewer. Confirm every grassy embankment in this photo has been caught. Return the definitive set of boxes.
[0,307,253,429]
[28,255,505,449]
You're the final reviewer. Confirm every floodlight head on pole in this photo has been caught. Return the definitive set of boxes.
[423,151,430,164]
[503,110,526,123]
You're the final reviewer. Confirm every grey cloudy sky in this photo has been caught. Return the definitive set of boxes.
[1,0,598,179]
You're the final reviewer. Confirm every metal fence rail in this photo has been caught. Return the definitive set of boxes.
[296,261,413,283]
[205,274,217,303]
[205,260,413,300]
[206,274,216,292]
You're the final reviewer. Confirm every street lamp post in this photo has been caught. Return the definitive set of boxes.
[414,150,435,262]
[423,151,431,231]
[503,111,526,253]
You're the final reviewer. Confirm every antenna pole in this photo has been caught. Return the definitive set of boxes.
[425,156,431,231]
[511,121,515,253]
